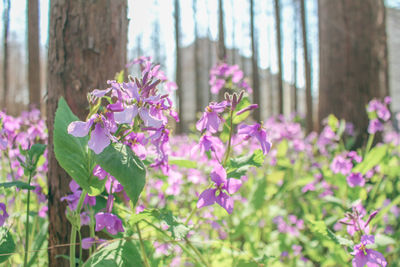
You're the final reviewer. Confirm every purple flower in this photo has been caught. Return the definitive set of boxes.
[191,134,224,157]
[340,209,377,236]
[81,237,106,250]
[0,203,9,226]
[331,155,353,175]
[197,165,242,214]
[196,102,228,133]
[238,123,271,155]
[68,114,116,154]
[347,172,365,187]
[352,235,387,267]
[368,119,384,134]
[95,212,124,235]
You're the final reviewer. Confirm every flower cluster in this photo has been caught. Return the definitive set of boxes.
[209,63,252,95]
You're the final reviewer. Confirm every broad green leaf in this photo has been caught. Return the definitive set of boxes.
[267,171,285,184]
[327,114,339,131]
[83,239,142,267]
[307,218,353,247]
[0,227,15,263]
[353,145,387,175]
[169,157,197,168]
[250,176,267,209]
[375,234,396,246]
[276,140,288,158]
[0,181,35,190]
[115,70,124,83]
[53,97,104,196]
[95,143,146,206]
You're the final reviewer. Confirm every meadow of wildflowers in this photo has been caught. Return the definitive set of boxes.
[0,58,399,266]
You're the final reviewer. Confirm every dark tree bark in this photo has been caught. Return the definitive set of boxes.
[193,0,203,114]
[250,0,260,121]
[292,0,298,113]
[231,0,235,64]
[274,0,283,114]
[217,0,226,62]
[2,0,10,110]
[300,0,312,132]
[318,0,388,146]
[46,1,127,265]
[174,0,184,133]
[28,0,41,109]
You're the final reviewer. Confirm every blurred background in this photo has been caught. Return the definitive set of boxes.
[0,0,399,132]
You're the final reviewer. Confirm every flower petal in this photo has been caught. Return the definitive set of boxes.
[210,165,227,186]
[226,178,242,194]
[114,105,138,124]
[68,119,93,137]
[197,188,217,209]
[88,123,110,154]
[216,192,234,214]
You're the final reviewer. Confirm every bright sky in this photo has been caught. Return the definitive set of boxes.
[2,0,399,93]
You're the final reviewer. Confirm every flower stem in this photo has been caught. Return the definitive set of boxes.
[365,134,375,156]
[185,205,198,225]
[223,109,234,166]
[70,189,87,267]
[184,237,210,267]
[136,223,151,267]
[23,172,33,267]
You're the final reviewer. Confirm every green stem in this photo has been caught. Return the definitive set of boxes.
[365,134,375,156]
[136,223,151,267]
[23,172,33,267]
[89,206,95,256]
[184,237,210,267]
[223,109,234,166]
[143,220,200,265]
[70,189,87,267]
[185,205,198,225]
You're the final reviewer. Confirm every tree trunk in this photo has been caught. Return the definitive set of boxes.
[193,0,202,114]
[300,0,312,133]
[217,0,226,62]
[274,0,283,114]
[292,0,298,113]
[46,1,127,265]
[250,0,260,121]
[174,0,184,133]
[2,0,10,110]
[318,0,388,146]
[28,0,41,109]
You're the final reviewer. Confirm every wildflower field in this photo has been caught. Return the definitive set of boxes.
[0,58,399,267]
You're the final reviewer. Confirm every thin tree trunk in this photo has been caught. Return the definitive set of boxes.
[274,0,283,114]
[250,0,260,121]
[318,0,388,146]
[2,0,10,110]
[293,0,298,113]
[174,0,184,133]
[46,1,127,265]
[28,0,41,109]
[231,0,235,64]
[300,0,312,132]
[193,0,202,114]
[218,0,226,62]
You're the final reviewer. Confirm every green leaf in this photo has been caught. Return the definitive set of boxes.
[0,227,15,263]
[53,97,104,196]
[83,239,142,267]
[169,157,197,168]
[250,177,267,209]
[306,218,353,247]
[226,149,264,178]
[27,221,48,266]
[0,181,35,190]
[95,143,146,206]
[27,144,46,169]
[276,140,288,158]
[327,114,339,131]
[353,145,387,175]
[233,96,251,124]
[115,70,124,83]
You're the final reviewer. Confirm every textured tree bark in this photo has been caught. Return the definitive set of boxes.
[217,0,226,62]
[318,0,388,146]
[274,0,283,115]
[250,0,260,121]
[300,0,313,133]
[28,0,41,109]
[174,0,184,133]
[193,0,203,114]
[292,0,298,114]
[46,1,127,265]
[2,0,10,110]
